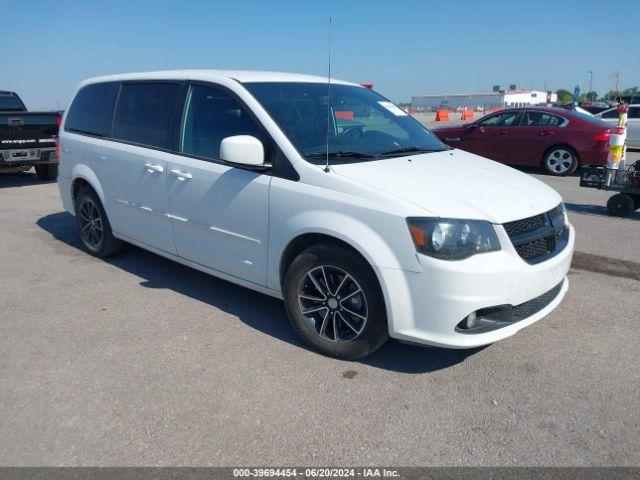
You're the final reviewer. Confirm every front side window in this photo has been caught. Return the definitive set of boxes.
[244,82,446,164]
[65,82,119,136]
[180,84,266,160]
[478,111,522,127]
[521,111,564,127]
[112,83,178,148]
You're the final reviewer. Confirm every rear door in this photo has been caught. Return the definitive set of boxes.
[98,82,181,254]
[165,82,271,285]
[458,110,522,161]
[507,111,566,165]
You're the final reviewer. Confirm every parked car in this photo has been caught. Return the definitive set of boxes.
[579,102,610,115]
[0,91,60,180]
[433,107,614,175]
[595,105,640,148]
[58,71,573,359]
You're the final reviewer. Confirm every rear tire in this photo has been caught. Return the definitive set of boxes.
[542,146,578,176]
[630,194,640,211]
[75,187,124,257]
[35,164,58,181]
[283,243,388,360]
[606,193,635,217]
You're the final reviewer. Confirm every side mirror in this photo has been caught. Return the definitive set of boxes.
[220,135,265,167]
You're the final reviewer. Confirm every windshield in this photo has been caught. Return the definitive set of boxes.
[244,82,447,164]
[0,96,26,112]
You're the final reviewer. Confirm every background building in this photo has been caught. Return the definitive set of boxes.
[412,89,557,112]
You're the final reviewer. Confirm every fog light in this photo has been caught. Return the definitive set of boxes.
[465,311,477,329]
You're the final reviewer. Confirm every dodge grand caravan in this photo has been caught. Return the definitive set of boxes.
[57,70,574,359]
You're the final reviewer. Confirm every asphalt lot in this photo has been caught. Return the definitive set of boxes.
[1,153,639,466]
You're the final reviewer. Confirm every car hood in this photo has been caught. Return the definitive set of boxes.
[331,149,562,224]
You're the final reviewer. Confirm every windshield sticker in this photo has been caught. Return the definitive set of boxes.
[378,101,408,116]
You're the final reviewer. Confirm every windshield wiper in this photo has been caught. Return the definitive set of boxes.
[379,147,446,156]
[304,151,377,159]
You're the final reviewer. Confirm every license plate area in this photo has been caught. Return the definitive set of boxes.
[8,149,40,161]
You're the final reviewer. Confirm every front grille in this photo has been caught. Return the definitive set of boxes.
[515,237,550,260]
[503,204,569,264]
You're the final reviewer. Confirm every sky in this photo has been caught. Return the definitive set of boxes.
[3,0,639,110]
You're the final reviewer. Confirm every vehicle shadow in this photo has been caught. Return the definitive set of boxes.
[36,211,480,374]
[0,171,55,188]
[565,202,640,221]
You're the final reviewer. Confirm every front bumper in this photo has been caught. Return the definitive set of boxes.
[378,223,574,348]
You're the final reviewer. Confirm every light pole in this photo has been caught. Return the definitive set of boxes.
[588,70,593,100]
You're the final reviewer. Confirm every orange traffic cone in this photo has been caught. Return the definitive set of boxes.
[435,109,450,121]
[460,109,474,121]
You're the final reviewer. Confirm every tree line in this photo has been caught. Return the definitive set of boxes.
[555,87,638,104]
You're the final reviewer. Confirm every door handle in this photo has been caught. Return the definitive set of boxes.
[539,131,554,136]
[496,130,508,136]
[170,169,192,180]
[144,163,164,173]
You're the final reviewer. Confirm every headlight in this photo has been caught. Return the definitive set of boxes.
[407,218,501,260]
[559,202,569,226]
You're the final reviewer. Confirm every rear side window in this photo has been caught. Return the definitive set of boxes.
[521,111,564,127]
[65,83,119,136]
[112,83,179,149]
[628,107,640,119]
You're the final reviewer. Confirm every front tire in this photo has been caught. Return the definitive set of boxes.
[283,244,388,360]
[75,187,123,257]
[542,146,578,176]
[35,163,58,180]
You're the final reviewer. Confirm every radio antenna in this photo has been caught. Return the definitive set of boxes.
[324,16,332,173]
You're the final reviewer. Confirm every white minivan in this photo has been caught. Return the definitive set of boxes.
[58,70,574,359]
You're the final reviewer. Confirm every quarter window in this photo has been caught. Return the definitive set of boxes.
[112,83,178,149]
[180,84,266,160]
[65,82,119,136]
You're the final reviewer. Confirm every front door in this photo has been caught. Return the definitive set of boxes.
[459,110,522,162]
[166,83,271,285]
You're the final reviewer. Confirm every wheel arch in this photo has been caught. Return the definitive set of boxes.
[70,164,106,208]
[279,233,372,290]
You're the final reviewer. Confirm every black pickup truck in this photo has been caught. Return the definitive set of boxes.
[1,91,60,180]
